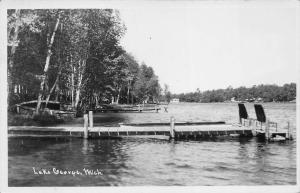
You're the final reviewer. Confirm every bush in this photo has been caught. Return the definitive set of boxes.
[8,112,64,126]
[33,113,64,126]
[8,113,36,126]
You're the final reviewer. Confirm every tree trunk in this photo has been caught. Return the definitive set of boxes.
[45,68,61,107]
[111,96,114,104]
[55,83,60,101]
[94,93,99,108]
[116,86,122,104]
[71,65,75,107]
[127,80,131,104]
[8,9,21,95]
[127,87,130,104]
[52,22,63,104]
[74,77,81,109]
[74,59,86,109]
[36,14,60,113]
[44,77,49,99]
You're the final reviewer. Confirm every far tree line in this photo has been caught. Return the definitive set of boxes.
[171,83,296,103]
[8,9,161,112]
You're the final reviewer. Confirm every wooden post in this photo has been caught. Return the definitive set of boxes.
[170,116,175,139]
[260,121,262,130]
[16,105,20,114]
[83,114,88,139]
[265,119,270,141]
[89,111,93,129]
[287,121,290,139]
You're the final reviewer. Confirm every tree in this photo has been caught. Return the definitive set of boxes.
[8,9,163,113]
[7,9,40,105]
[123,53,139,104]
[162,84,171,103]
[80,9,126,108]
[133,63,160,103]
[36,11,61,113]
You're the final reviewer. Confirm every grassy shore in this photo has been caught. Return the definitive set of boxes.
[8,113,64,126]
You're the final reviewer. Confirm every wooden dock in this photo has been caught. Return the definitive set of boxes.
[8,103,293,141]
[240,118,292,141]
[8,123,253,139]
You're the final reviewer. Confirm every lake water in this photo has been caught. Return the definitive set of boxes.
[8,102,297,186]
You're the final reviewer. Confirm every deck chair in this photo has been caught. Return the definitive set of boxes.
[254,104,266,123]
[238,103,248,123]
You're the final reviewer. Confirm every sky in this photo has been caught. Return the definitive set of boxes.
[119,2,298,94]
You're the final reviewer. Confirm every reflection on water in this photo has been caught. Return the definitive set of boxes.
[8,103,296,186]
[8,137,296,186]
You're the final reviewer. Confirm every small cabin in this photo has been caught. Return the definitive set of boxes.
[170,98,180,103]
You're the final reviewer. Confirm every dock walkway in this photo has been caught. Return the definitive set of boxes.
[8,122,253,140]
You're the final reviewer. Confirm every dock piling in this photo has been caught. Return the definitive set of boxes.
[287,121,290,139]
[84,114,89,139]
[89,111,93,129]
[170,116,175,139]
[265,119,270,141]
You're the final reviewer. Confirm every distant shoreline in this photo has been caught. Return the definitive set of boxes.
[170,83,296,104]
[169,101,296,104]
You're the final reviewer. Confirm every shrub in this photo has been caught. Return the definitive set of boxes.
[32,113,64,126]
[8,113,36,126]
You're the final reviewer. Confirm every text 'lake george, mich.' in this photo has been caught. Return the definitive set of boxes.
[32,167,103,177]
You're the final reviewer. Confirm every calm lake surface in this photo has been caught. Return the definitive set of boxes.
[8,102,297,186]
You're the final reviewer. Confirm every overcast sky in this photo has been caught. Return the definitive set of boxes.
[119,2,298,94]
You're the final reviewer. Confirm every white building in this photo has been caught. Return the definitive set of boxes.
[170,98,180,103]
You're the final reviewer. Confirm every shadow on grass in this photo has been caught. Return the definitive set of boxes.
[8,113,64,126]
